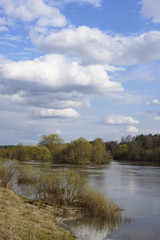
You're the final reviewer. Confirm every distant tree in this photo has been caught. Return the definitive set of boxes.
[105,141,118,154]
[154,147,160,162]
[114,134,160,162]
[15,144,28,161]
[39,134,64,147]
[38,134,64,161]
[28,146,51,161]
[92,138,111,164]
[121,135,133,144]
[114,144,129,160]
[63,137,92,164]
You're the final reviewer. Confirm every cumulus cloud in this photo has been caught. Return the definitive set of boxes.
[140,0,160,23]
[154,116,160,120]
[0,0,102,32]
[32,26,160,65]
[35,107,78,118]
[0,54,124,120]
[105,115,139,125]
[0,0,67,28]
[146,99,160,105]
[0,54,123,93]
[151,99,160,105]
[126,126,139,133]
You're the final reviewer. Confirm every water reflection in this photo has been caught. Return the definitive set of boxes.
[70,220,111,240]
[58,216,123,240]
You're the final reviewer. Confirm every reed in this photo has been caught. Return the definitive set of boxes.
[0,161,122,222]
[17,166,122,222]
[79,186,122,222]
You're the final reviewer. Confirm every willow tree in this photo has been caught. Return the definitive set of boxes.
[63,137,93,164]
[92,138,112,164]
[38,134,64,161]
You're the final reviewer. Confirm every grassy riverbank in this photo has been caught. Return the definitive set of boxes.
[0,187,76,240]
[0,160,122,239]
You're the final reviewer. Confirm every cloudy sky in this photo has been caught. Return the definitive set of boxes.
[0,0,160,145]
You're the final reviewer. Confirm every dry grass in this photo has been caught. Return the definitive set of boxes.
[17,166,122,223]
[79,186,122,223]
[0,161,15,188]
[0,160,122,230]
[0,187,76,240]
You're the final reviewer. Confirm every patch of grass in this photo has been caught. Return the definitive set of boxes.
[0,188,77,240]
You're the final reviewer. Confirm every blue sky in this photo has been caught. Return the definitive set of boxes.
[0,0,160,145]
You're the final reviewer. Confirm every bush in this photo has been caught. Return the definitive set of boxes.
[0,161,122,223]
[0,160,17,188]
[17,165,121,222]
[79,186,121,222]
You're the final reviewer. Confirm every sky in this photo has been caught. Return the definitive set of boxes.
[0,0,160,145]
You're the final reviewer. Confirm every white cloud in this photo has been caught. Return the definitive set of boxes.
[154,116,160,121]
[0,91,25,105]
[0,54,124,122]
[0,0,67,28]
[0,17,11,31]
[126,126,139,133]
[151,99,160,105]
[147,99,160,105]
[49,100,82,108]
[39,108,78,118]
[0,54,123,93]
[32,26,160,65]
[140,0,160,23]
[105,115,139,125]
[56,130,62,134]
[0,26,8,31]
[4,34,23,42]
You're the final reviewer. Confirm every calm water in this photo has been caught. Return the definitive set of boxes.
[19,160,160,240]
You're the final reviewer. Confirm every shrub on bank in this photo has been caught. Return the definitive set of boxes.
[0,161,16,188]
[79,186,121,221]
[17,165,121,222]
[0,145,52,162]
[0,161,122,223]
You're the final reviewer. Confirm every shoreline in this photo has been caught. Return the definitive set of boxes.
[0,187,77,240]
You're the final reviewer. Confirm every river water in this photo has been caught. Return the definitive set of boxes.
[19,160,160,240]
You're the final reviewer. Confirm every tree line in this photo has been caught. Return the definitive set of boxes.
[0,133,160,163]
[106,134,160,162]
[0,134,111,164]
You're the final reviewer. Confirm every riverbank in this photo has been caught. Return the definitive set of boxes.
[0,187,76,240]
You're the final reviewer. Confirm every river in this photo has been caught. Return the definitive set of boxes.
[18,160,160,240]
